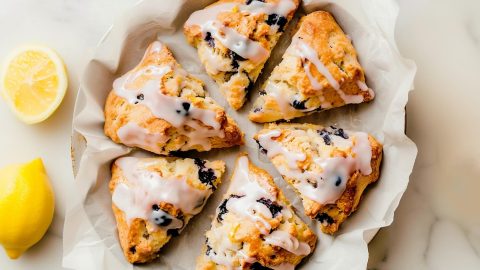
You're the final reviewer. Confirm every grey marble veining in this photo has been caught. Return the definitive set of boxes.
[0,0,479,269]
[368,0,480,269]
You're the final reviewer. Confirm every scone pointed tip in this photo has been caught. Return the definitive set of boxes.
[196,150,316,269]
[254,123,383,234]
[104,40,244,155]
[249,11,375,123]
[109,156,226,263]
[183,0,300,111]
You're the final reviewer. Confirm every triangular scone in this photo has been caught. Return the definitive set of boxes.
[109,156,225,263]
[249,11,375,122]
[197,154,316,269]
[104,41,244,155]
[254,123,383,234]
[184,0,300,110]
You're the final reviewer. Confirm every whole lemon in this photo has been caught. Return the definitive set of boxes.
[0,158,55,259]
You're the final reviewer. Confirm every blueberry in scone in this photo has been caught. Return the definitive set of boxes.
[254,123,383,234]
[104,41,244,155]
[249,11,375,122]
[184,0,300,110]
[196,154,316,269]
[109,156,225,263]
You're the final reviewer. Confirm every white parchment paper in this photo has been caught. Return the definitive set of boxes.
[64,0,417,269]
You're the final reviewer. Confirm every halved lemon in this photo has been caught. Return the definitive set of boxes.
[1,45,68,124]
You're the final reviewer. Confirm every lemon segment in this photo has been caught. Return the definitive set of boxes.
[0,158,55,259]
[1,46,68,124]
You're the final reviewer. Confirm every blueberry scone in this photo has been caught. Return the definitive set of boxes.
[197,154,316,269]
[109,156,225,263]
[184,0,300,110]
[254,123,382,234]
[249,11,375,122]
[104,41,244,155]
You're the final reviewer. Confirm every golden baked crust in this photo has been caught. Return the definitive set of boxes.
[254,123,383,234]
[249,11,375,122]
[197,153,316,269]
[109,156,225,263]
[184,0,300,110]
[104,41,244,155]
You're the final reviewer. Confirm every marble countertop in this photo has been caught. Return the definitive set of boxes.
[0,0,479,269]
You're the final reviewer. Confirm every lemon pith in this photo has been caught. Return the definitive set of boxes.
[0,158,55,259]
[1,45,68,124]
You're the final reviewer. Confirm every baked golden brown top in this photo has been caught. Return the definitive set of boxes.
[104,41,244,155]
[109,156,225,263]
[197,154,316,269]
[184,0,300,110]
[254,123,383,234]
[249,11,375,122]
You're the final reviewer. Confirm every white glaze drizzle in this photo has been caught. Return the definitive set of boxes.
[257,128,373,204]
[258,130,305,168]
[186,0,295,28]
[202,45,232,75]
[356,80,368,91]
[113,41,224,151]
[304,62,323,90]
[226,156,277,234]
[112,157,211,227]
[117,122,168,153]
[294,40,339,90]
[149,40,163,53]
[352,131,373,175]
[292,38,367,105]
[202,21,269,63]
[185,0,296,65]
[185,2,237,27]
[357,80,375,98]
[244,0,296,17]
[114,75,219,128]
[293,156,355,204]
[264,230,311,256]
[263,81,300,119]
[327,132,354,150]
[149,208,184,231]
[207,156,309,268]
[208,231,242,268]
[255,81,319,119]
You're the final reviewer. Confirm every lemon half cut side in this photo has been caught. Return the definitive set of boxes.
[1,45,68,124]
